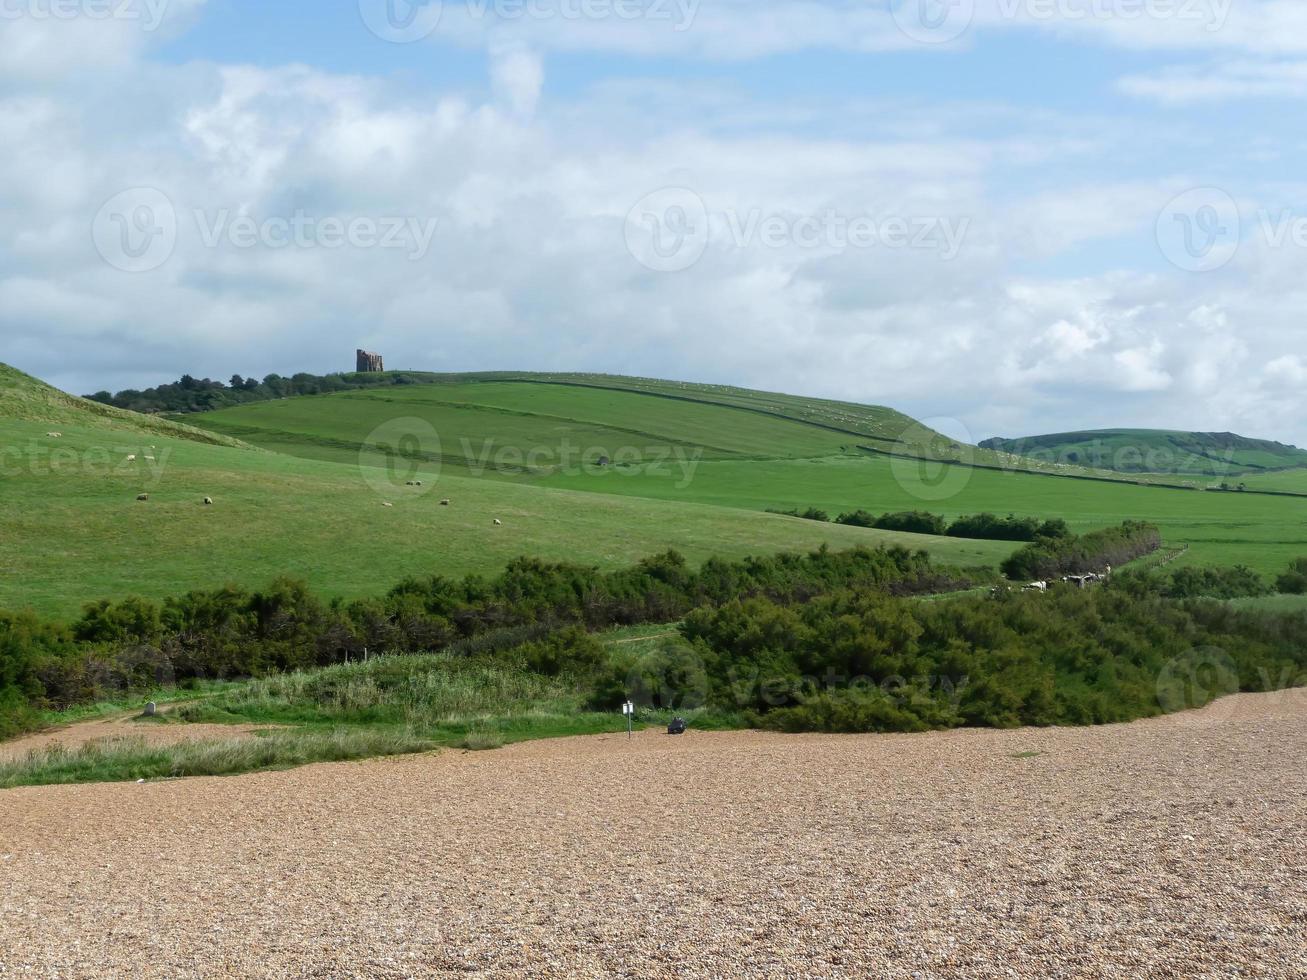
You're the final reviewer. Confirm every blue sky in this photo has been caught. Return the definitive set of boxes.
[4,0,1307,443]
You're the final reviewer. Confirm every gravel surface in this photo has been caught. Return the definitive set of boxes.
[2,690,1305,979]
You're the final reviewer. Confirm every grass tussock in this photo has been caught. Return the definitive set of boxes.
[458,728,506,751]
[0,729,435,789]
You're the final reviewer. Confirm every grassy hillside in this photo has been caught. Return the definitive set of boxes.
[187,371,1233,488]
[0,363,247,448]
[980,429,1307,479]
[0,367,1011,619]
[190,379,1307,574]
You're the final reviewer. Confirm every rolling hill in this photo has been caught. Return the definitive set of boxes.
[0,363,1013,618]
[0,363,247,448]
[980,429,1307,480]
[188,375,1307,575]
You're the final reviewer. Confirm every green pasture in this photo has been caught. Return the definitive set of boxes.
[189,382,1307,575]
[0,414,1007,620]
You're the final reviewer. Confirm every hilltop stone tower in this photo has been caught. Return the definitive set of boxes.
[356,349,384,373]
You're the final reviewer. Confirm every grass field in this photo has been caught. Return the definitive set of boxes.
[190,379,1307,576]
[0,367,1011,619]
[8,363,1307,623]
[980,428,1307,478]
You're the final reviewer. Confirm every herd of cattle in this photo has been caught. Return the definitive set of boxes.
[1018,567,1112,593]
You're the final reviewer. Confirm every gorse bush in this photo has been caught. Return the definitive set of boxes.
[670,585,1307,732]
[1276,558,1307,596]
[1001,521,1162,581]
[0,544,976,730]
[1161,565,1270,600]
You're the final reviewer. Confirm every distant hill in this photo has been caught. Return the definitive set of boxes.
[979,429,1307,479]
[0,362,248,448]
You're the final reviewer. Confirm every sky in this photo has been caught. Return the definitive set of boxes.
[3,0,1307,445]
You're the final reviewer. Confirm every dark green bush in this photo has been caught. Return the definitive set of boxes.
[871,511,948,535]
[1002,521,1161,581]
[667,585,1307,733]
[1276,558,1307,595]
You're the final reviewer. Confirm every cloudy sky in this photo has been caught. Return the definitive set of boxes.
[3,0,1307,444]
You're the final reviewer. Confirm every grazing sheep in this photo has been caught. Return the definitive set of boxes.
[46,432,61,438]
[440,499,451,506]
[493,519,503,526]
[136,493,149,502]
[126,454,137,462]
[383,502,394,508]
[203,497,213,506]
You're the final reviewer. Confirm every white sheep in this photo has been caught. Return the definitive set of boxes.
[493,519,503,526]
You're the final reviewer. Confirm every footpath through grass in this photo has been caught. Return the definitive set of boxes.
[0,633,733,789]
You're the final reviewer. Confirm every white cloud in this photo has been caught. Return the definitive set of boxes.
[489,43,544,116]
[1119,59,1307,102]
[5,1,1307,447]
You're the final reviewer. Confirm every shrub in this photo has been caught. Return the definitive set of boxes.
[1001,521,1161,581]
[872,511,948,535]
[947,513,1069,542]
[1276,558,1307,595]
[664,584,1307,733]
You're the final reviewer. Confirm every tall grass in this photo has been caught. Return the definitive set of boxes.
[0,729,435,789]
[179,653,579,729]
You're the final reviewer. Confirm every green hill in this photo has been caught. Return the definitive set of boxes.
[188,376,1307,576]
[979,429,1307,479]
[0,363,248,448]
[0,363,1012,618]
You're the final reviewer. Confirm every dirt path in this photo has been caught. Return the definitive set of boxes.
[2,690,1306,978]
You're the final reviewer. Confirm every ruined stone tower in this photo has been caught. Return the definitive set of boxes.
[356,349,384,373]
